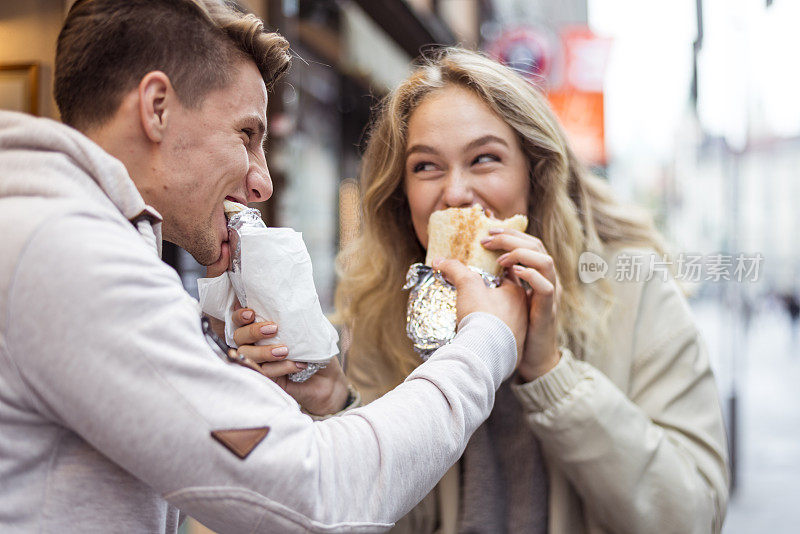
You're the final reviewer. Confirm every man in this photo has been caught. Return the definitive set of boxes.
[0,1,527,532]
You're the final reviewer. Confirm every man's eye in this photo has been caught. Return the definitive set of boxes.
[242,129,254,139]
[473,154,500,165]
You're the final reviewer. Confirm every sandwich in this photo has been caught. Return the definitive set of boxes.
[425,205,528,276]
[223,199,248,219]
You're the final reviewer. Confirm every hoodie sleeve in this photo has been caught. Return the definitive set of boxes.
[6,210,517,533]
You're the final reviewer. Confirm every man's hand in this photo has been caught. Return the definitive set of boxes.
[435,258,528,365]
[231,308,350,416]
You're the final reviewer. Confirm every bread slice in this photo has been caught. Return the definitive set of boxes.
[223,200,248,218]
[425,206,528,276]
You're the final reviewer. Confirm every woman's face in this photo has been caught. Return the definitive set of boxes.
[403,85,531,249]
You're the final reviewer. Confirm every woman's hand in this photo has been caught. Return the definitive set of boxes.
[230,308,350,416]
[204,245,350,416]
[481,228,561,382]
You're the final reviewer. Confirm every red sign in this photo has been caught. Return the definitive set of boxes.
[548,90,606,166]
[548,27,612,167]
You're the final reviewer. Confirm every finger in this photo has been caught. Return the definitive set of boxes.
[205,241,231,278]
[512,265,555,300]
[481,231,547,254]
[259,360,309,379]
[497,249,557,282]
[232,307,256,328]
[488,227,536,241]
[501,265,529,294]
[233,321,278,346]
[238,343,289,364]
[434,258,482,289]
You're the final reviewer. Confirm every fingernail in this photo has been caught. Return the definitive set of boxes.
[295,362,308,369]
[480,237,492,245]
[497,253,509,263]
[242,310,254,321]
[260,324,277,335]
[271,346,288,358]
[488,228,504,235]
[513,265,525,272]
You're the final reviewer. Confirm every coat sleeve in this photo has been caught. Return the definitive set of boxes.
[6,212,517,533]
[511,271,729,534]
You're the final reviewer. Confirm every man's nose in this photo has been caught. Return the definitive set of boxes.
[246,163,272,203]
[442,169,474,208]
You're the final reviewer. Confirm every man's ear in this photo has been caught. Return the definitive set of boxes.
[138,71,173,143]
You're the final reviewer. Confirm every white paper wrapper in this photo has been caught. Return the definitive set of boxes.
[198,226,338,373]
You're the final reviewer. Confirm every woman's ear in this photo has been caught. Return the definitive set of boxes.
[137,71,173,143]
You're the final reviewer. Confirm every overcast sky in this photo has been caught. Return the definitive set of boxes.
[588,0,800,161]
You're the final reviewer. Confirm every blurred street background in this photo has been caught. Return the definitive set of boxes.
[2,0,798,532]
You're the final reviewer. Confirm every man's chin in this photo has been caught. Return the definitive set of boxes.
[164,226,224,267]
[178,239,220,267]
[201,241,232,278]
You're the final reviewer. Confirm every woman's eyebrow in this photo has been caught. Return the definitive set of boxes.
[406,135,508,157]
[405,144,438,157]
[464,135,508,152]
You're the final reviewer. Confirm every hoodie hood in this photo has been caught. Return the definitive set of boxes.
[0,110,161,225]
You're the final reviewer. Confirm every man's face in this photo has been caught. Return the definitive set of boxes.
[155,60,271,265]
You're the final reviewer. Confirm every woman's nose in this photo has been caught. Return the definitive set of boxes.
[246,163,272,203]
[441,170,474,208]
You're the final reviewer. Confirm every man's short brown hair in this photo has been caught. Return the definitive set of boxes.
[55,0,291,130]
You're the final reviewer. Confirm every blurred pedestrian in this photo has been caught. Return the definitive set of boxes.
[783,292,800,351]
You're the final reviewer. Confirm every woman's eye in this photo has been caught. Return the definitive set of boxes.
[242,129,254,140]
[473,153,500,165]
[413,162,437,173]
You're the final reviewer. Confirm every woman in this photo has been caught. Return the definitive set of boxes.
[334,48,729,533]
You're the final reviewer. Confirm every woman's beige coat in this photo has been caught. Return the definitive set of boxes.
[349,247,730,534]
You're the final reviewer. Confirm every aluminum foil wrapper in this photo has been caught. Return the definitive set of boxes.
[288,362,327,383]
[403,263,502,361]
[227,207,265,308]
[227,208,323,383]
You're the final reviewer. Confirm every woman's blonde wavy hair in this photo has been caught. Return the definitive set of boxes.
[334,48,667,389]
